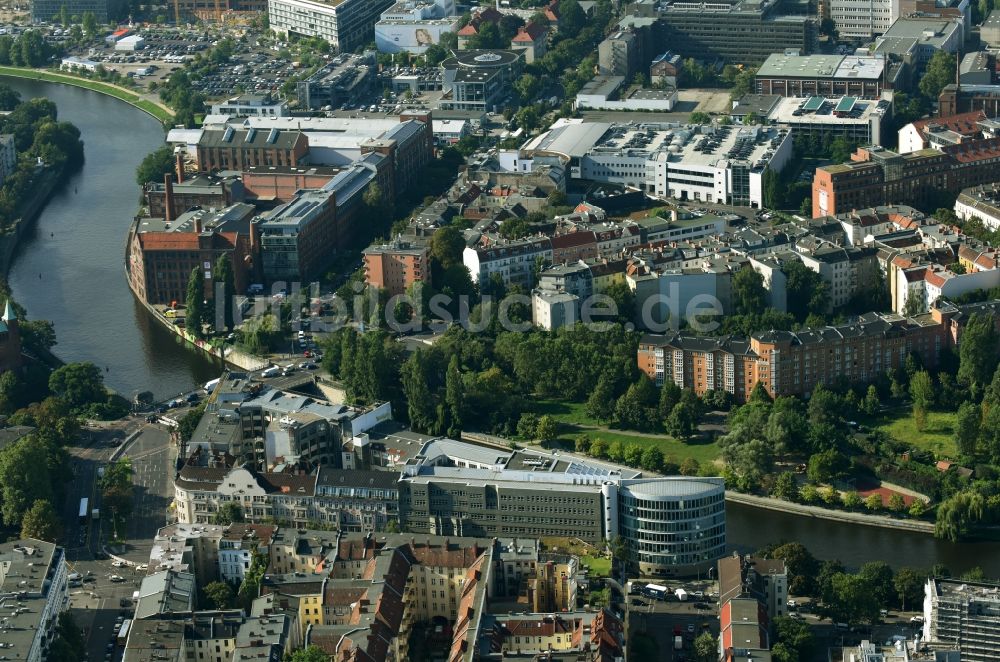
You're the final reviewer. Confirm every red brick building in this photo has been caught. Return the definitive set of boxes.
[812,139,1000,218]
[195,127,308,174]
[241,165,340,204]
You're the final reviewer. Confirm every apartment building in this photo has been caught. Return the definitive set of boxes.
[955,183,1000,230]
[463,235,553,288]
[173,463,399,531]
[363,236,431,296]
[210,94,289,119]
[638,299,1000,400]
[718,554,788,620]
[812,140,1000,218]
[898,111,988,154]
[268,0,394,52]
[829,0,898,38]
[923,578,1000,661]
[490,610,624,658]
[124,611,290,662]
[0,540,68,662]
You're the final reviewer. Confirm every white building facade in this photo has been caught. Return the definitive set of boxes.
[829,0,899,39]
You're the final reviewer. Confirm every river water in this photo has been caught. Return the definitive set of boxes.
[6,77,1000,575]
[3,77,221,401]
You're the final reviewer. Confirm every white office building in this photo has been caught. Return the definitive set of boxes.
[829,0,899,39]
[268,0,393,52]
[521,119,792,208]
[375,0,460,53]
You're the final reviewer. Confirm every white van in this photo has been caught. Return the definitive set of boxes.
[261,366,280,378]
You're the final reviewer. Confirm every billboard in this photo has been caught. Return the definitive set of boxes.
[375,20,459,53]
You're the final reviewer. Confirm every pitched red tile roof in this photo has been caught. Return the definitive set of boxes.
[912,110,986,137]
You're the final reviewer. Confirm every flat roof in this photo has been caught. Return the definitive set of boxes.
[768,96,882,125]
[757,53,884,80]
[881,16,960,42]
[835,96,857,112]
[522,119,612,159]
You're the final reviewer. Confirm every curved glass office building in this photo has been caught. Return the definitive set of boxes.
[612,478,726,578]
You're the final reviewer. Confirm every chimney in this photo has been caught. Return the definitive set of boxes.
[175,151,185,183]
[164,173,175,223]
[194,214,203,234]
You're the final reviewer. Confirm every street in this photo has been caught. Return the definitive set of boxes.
[62,420,177,662]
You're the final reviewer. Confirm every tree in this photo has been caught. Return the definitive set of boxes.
[0,84,19,112]
[910,370,935,430]
[203,581,236,609]
[771,472,798,501]
[692,632,716,662]
[623,443,643,467]
[288,647,331,662]
[21,499,61,542]
[213,501,244,525]
[535,415,558,442]
[178,403,205,443]
[586,375,616,422]
[864,493,883,511]
[514,73,542,103]
[823,572,880,625]
[764,542,819,596]
[82,11,98,37]
[517,412,539,439]
[773,616,814,660]
[49,362,105,409]
[862,384,881,416]
[762,167,781,209]
[514,105,541,132]
[888,493,906,512]
[689,111,711,125]
[640,446,664,472]
[732,266,768,315]
[841,491,863,509]
[666,401,697,440]
[955,401,980,458]
[784,260,829,319]
[920,51,957,100]
[185,266,206,339]
[894,567,927,611]
[0,438,55,527]
[806,448,848,484]
[680,457,700,476]
[444,355,465,438]
[574,434,592,454]
[214,254,235,332]
[958,312,999,394]
[859,561,895,608]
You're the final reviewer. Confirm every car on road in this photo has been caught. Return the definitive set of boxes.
[910,616,924,624]
[687,624,695,633]
[68,572,81,581]
[112,560,128,568]
[136,563,148,571]
[109,575,125,582]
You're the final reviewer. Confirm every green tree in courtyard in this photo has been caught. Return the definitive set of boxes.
[186,266,206,338]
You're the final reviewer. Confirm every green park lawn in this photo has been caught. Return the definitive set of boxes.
[878,409,958,458]
[556,427,722,465]
[580,555,612,577]
[532,398,600,426]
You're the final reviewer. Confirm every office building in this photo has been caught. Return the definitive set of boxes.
[0,539,68,662]
[874,16,964,65]
[295,53,376,110]
[829,0,898,38]
[375,0,460,54]
[520,119,793,208]
[762,95,892,146]
[923,578,1000,661]
[32,0,109,23]
[363,236,431,296]
[440,50,523,113]
[210,94,288,118]
[598,29,644,78]
[171,0,266,22]
[638,299,1000,401]
[756,53,892,99]
[143,170,245,220]
[812,140,1000,218]
[241,165,340,203]
[268,0,394,53]
[397,437,727,577]
[649,0,817,64]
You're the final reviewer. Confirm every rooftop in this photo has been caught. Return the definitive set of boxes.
[757,53,885,80]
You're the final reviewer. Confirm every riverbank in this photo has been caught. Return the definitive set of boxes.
[0,66,174,124]
[0,167,62,278]
[725,491,936,534]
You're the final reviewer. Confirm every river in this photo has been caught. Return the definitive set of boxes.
[6,77,1000,575]
[3,77,221,401]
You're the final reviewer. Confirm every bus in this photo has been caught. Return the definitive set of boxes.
[117,619,132,646]
[643,583,668,600]
[78,498,89,525]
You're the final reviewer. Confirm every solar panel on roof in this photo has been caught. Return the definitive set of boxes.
[835,96,857,113]
[802,96,824,111]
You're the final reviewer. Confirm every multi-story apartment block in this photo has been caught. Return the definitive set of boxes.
[363,236,431,296]
[124,611,290,661]
[812,140,1000,218]
[956,183,1000,230]
[719,554,788,620]
[268,0,393,52]
[638,299,1000,400]
[463,235,554,288]
[923,578,1000,661]
[173,463,399,530]
[195,127,309,174]
[0,540,68,662]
